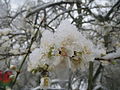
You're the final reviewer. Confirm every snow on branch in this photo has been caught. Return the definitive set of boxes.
[102,48,120,60]
[95,48,120,61]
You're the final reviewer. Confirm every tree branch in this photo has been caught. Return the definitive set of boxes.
[105,0,120,20]
[26,1,76,18]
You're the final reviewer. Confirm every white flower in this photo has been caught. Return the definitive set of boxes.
[54,20,94,71]
[40,30,54,52]
[40,76,51,89]
[27,48,42,71]
[39,30,64,67]
[28,20,95,72]
[10,65,16,70]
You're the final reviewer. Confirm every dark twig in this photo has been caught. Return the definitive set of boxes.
[87,61,94,90]
[26,1,76,18]
[11,28,39,88]
[105,0,120,20]
[11,15,43,88]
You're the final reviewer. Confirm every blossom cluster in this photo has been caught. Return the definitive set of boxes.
[27,20,95,73]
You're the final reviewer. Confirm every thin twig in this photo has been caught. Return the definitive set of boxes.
[11,16,43,88]
[26,1,76,18]
[87,61,93,90]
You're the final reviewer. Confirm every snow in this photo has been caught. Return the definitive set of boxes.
[102,48,120,59]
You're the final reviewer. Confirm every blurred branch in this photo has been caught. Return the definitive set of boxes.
[87,61,94,90]
[10,10,26,23]
[105,0,120,20]
[93,63,103,83]
[26,1,76,18]
[11,15,43,88]
[48,9,78,25]
[0,52,28,57]
[11,29,39,88]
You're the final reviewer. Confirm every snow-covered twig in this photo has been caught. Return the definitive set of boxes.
[95,48,120,62]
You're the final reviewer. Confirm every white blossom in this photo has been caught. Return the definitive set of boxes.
[28,20,95,72]
[40,76,51,89]
[27,48,42,71]
[54,20,94,71]
[10,65,16,70]
[40,30,55,52]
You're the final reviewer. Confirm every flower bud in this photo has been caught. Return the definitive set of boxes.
[6,86,12,90]
[9,75,15,79]
[40,76,51,89]
[10,65,16,70]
